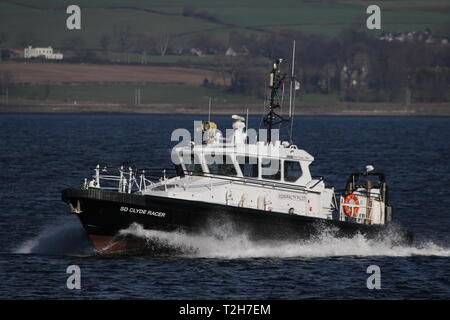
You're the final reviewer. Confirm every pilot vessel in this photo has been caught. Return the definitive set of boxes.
[62,56,412,255]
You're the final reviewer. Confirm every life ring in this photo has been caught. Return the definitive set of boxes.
[343,194,360,217]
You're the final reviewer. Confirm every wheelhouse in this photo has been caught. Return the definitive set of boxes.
[174,144,313,187]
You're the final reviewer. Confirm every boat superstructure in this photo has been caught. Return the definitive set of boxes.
[80,114,389,226]
[152,118,335,220]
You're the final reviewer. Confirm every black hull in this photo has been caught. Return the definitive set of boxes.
[61,188,412,255]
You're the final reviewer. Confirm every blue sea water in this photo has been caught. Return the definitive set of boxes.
[0,114,448,299]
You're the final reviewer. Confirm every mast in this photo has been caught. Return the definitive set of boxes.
[263,58,287,143]
[289,40,296,118]
[289,40,296,143]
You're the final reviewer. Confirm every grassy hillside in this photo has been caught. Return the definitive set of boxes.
[0,2,216,49]
[7,82,342,107]
[0,0,448,49]
[1,0,448,108]
[9,83,256,104]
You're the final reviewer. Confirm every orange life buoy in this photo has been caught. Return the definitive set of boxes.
[343,194,360,217]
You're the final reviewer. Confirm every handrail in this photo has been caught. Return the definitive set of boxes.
[338,195,383,225]
[84,164,325,195]
[336,190,382,202]
[183,170,318,193]
[84,164,163,194]
[308,176,324,189]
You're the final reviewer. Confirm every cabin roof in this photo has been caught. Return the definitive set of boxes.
[175,141,314,162]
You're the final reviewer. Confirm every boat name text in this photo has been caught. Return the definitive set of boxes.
[120,206,166,218]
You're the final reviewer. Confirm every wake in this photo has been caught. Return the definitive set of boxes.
[14,220,94,256]
[14,221,449,259]
[120,223,450,259]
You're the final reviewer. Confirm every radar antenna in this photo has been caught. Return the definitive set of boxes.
[263,59,289,143]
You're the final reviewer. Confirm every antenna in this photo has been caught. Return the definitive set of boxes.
[289,40,296,118]
[289,40,296,143]
[263,59,287,143]
[290,85,297,143]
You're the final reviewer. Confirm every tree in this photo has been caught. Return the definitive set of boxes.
[320,63,338,94]
[0,32,8,46]
[214,55,234,86]
[152,33,172,56]
[190,33,226,55]
[100,33,112,55]
[114,24,132,53]
[61,36,86,57]
[0,32,8,62]
[131,34,153,64]
[16,31,38,47]
[215,56,264,97]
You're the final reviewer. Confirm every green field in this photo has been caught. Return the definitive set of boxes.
[8,83,259,105]
[7,82,339,106]
[106,52,218,66]
[0,0,448,49]
[0,2,216,49]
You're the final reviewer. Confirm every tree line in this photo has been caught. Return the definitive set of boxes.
[6,25,450,103]
[216,29,450,103]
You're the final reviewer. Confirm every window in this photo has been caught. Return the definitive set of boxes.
[184,153,203,175]
[206,154,237,176]
[284,160,302,182]
[261,158,281,180]
[354,175,381,189]
[237,156,258,178]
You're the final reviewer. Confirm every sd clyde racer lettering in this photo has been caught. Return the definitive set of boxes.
[120,206,166,218]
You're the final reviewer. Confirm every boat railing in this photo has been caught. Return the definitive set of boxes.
[83,165,177,194]
[306,176,325,189]
[338,193,384,225]
[83,164,330,196]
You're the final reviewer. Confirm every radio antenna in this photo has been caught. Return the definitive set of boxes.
[289,40,296,143]
[263,59,287,143]
[289,40,296,118]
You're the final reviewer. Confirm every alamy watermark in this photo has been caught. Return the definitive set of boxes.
[366,265,381,290]
[66,5,81,30]
[66,265,81,290]
[366,5,381,30]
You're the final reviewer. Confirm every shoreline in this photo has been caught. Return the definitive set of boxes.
[1,102,450,116]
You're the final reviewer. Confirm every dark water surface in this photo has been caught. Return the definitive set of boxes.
[0,114,448,299]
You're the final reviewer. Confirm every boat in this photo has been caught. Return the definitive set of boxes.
[61,56,413,255]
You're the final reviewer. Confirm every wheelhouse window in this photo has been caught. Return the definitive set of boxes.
[261,158,281,180]
[206,154,237,176]
[236,156,258,178]
[184,153,203,175]
[284,160,302,182]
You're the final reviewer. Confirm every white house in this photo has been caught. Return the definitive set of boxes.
[24,46,63,60]
[225,47,237,56]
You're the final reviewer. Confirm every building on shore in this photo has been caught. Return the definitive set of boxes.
[24,46,63,60]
